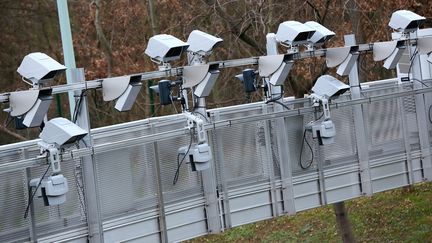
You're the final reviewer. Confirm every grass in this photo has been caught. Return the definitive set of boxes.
[187,182,432,242]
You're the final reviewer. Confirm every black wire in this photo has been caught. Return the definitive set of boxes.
[299,129,314,170]
[173,130,193,185]
[24,162,51,219]
[429,105,432,124]
[266,99,291,110]
[407,48,419,80]
[72,89,88,123]
[314,112,324,122]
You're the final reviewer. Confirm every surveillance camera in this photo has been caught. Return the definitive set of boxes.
[276,21,316,46]
[17,52,66,85]
[187,30,223,56]
[39,117,88,148]
[312,75,350,99]
[8,89,53,128]
[389,10,425,33]
[145,34,189,63]
[102,75,142,112]
[304,21,335,46]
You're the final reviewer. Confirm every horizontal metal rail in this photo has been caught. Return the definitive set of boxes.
[0,42,380,103]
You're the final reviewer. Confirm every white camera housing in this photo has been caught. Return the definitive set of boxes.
[187,30,223,56]
[389,10,425,33]
[304,21,335,46]
[312,75,350,99]
[17,52,66,85]
[276,21,316,46]
[145,34,189,63]
[30,174,69,206]
[39,117,88,148]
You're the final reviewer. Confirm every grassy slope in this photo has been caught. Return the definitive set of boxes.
[187,182,432,243]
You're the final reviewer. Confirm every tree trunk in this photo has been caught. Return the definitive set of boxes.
[94,0,113,77]
[333,201,356,243]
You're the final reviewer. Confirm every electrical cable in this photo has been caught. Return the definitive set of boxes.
[24,162,51,219]
[173,130,193,185]
[267,99,291,110]
[429,105,432,124]
[299,129,314,170]
[407,48,418,80]
[72,89,88,123]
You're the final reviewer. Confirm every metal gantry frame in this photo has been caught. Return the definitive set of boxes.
[2,4,432,243]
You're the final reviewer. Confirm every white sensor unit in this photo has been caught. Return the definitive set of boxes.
[145,34,189,63]
[389,10,425,33]
[304,21,335,46]
[17,52,66,85]
[39,117,88,147]
[30,174,69,206]
[276,21,316,46]
[311,75,350,99]
[187,30,223,56]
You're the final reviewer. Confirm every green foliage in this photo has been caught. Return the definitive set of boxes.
[187,182,432,242]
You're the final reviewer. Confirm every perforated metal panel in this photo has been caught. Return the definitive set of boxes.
[95,144,157,219]
[1,79,432,243]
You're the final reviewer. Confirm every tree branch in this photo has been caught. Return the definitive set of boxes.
[0,126,27,141]
[93,0,113,77]
[202,0,265,54]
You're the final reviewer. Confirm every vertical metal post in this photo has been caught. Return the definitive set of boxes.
[411,43,432,180]
[266,33,296,214]
[72,69,104,242]
[20,148,38,243]
[313,111,327,205]
[262,104,279,217]
[196,100,221,233]
[209,111,232,229]
[56,0,77,117]
[152,139,168,243]
[344,34,372,195]
[186,53,221,234]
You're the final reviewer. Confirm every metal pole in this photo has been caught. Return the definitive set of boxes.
[189,59,221,234]
[152,140,168,243]
[266,33,296,215]
[72,69,104,242]
[56,0,77,118]
[344,34,372,195]
[21,148,38,243]
[410,38,432,180]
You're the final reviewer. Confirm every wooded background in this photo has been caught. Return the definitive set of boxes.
[0,0,431,144]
